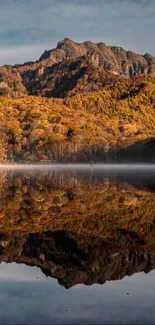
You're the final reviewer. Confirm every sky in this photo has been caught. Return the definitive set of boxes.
[0,0,154,65]
[0,262,155,324]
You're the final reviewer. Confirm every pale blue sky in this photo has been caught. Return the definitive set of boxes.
[0,262,155,324]
[0,0,154,64]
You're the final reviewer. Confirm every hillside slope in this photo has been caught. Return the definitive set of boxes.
[0,75,155,163]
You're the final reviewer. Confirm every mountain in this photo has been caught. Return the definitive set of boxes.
[0,38,155,98]
[0,39,155,163]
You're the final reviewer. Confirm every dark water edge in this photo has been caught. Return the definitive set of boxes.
[12,137,155,164]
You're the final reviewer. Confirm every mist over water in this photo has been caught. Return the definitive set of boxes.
[0,163,155,191]
[0,163,155,171]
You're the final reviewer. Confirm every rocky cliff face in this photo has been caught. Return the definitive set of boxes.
[38,38,155,77]
[0,38,155,98]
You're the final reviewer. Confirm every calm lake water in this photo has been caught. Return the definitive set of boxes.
[0,164,155,324]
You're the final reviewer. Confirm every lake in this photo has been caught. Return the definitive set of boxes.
[0,164,155,324]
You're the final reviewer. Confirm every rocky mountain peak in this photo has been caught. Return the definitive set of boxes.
[0,38,155,99]
[56,37,76,49]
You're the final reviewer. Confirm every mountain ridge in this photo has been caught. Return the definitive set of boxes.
[0,38,155,98]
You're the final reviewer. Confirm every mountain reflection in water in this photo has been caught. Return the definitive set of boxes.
[0,167,155,289]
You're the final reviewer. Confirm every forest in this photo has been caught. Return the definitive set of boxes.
[0,74,155,163]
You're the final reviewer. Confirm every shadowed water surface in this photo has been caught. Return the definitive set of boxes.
[0,165,155,323]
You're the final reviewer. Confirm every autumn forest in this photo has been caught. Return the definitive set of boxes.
[0,75,154,163]
[0,39,155,163]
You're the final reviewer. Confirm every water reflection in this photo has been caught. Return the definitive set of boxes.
[0,168,155,286]
[0,168,155,323]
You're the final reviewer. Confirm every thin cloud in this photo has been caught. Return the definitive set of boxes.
[0,0,154,64]
[0,43,54,65]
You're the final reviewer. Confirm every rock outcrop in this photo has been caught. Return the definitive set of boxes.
[38,38,155,77]
[0,38,155,98]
